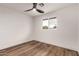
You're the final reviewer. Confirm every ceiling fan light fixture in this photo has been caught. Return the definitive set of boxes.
[33,8,36,11]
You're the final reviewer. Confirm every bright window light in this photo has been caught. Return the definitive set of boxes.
[42,20,48,29]
[42,17,57,29]
[49,18,57,29]
[42,20,48,26]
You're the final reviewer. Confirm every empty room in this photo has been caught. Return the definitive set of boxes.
[0,3,79,56]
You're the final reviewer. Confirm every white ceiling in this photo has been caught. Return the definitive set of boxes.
[0,3,74,16]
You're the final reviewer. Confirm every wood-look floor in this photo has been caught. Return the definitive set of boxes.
[0,40,78,56]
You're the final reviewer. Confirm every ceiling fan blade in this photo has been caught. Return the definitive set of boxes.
[33,3,37,8]
[36,9,44,13]
[24,8,33,12]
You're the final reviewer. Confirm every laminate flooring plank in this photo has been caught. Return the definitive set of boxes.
[0,40,78,56]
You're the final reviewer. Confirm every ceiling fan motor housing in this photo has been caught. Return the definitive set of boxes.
[39,3,44,7]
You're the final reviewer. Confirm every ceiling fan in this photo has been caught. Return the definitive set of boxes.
[24,3,44,13]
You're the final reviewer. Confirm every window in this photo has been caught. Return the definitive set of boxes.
[42,19,48,29]
[42,17,57,29]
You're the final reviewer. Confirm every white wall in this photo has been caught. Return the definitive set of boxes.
[0,5,33,50]
[78,16,79,52]
[0,4,78,52]
[34,4,78,51]
[77,4,79,52]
